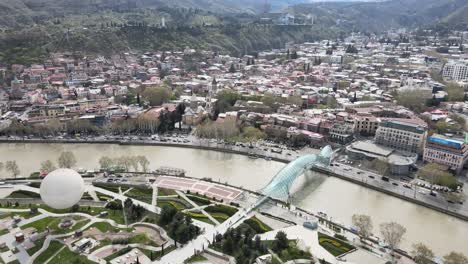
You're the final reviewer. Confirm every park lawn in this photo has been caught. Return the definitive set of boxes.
[186,194,211,206]
[33,241,64,264]
[184,211,215,225]
[127,187,153,203]
[158,200,188,210]
[204,204,238,222]
[209,212,230,223]
[48,245,94,264]
[96,192,113,201]
[26,237,45,256]
[0,229,9,236]
[6,190,40,199]
[88,222,120,233]
[318,232,355,257]
[55,219,90,234]
[95,185,129,194]
[184,254,207,263]
[21,217,58,232]
[157,188,177,197]
[129,233,159,247]
[104,246,133,262]
[0,211,39,220]
[243,216,272,234]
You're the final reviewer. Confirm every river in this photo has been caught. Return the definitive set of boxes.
[0,142,466,256]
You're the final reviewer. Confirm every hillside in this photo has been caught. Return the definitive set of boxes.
[289,0,468,32]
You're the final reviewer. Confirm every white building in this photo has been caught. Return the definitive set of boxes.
[375,120,427,154]
[423,134,468,174]
[442,61,468,81]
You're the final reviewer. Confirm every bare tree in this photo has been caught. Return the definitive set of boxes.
[5,161,20,178]
[99,156,114,170]
[412,243,434,264]
[137,156,150,172]
[0,162,3,172]
[351,214,373,240]
[129,156,139,172]
[40,160,56,173]
[115,156,131,172]
[380,222,407,262]
[58,151,77,168]
[444,252,468,264]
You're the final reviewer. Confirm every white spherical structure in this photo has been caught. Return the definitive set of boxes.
[40,168,85,209]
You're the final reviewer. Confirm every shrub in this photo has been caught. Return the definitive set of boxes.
[205,205,237,216]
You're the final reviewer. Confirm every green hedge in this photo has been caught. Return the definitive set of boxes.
[186,195,211,206]
[318,232,355,257]
[205,204,237,216]
[243,217,272,234]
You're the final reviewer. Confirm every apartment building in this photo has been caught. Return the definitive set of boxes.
[423,134,468,174]
[375,120,427,154]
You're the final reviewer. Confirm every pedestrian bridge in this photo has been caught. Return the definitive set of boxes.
[259,146,333,201]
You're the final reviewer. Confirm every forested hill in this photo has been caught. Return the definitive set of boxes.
[0,0,466,66]
[289,0,468,32]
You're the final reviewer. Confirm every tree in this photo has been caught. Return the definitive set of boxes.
[418,163,459,190]
[0,162,3,172]
[129,156,139,172]
[351,214,373,239]
[412,243,434,264]
[40,160,56,173]
[444,252,468,264]
[99,156,114,170]
[142,86,172,106]
[159,205,177,226]
[380,222,407,260]
[396,90,428,113]
[445,82,464,102]
[272,231,288,252]
[137,156,150,172]
[242,127,266,141]
[58,151,77,168]
[229,64,236,73]
[370,159,390,176]
[5,161,20,178]
[222,237,234,254]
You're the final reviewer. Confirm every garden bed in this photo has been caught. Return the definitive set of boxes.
[318,232,355,257]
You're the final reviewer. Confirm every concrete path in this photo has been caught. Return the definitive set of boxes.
[176,191,220,226]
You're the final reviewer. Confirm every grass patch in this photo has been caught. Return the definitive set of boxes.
[33,241,64,264]
[243,216,272,234]
[22,217,58,232]
[127,187,153,203]
[184,254,207,263]
[48,246,94,264]
[96,192,113,201]
[184,211,214,225]
[26,238,45,256]
[104,246,133,262]
[0,229,9,236]
[6,190,40,199]
[205,204,237,222]
[318,232,355,257]
[158,188,177,196]
[95,185,129,194]
[158,200,188,210]
[88,222,120,233]
[186,195,211,206]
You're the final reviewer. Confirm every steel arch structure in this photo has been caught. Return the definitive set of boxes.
[260,146,333,201]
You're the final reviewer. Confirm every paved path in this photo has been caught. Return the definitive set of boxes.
[158,205,252,264]
[176,191,220,226]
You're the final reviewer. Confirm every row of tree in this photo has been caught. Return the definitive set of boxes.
[352,214,467,264]
[0,161,20,177]
[99,155,150,172]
